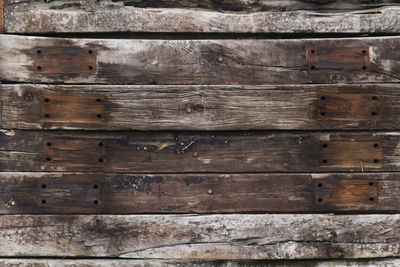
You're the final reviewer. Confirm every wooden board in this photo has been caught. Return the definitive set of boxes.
[1,214,400,259]
[0,130,394,173]
[2,172,400,214]
[4,1,400,33]
[2,35,400,85]
[1,258,400,267]
[2,83,400,130]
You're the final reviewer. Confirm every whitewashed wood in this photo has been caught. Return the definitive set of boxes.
[1,259,400,267]
[1,214,400,259]
[4,0,400,33]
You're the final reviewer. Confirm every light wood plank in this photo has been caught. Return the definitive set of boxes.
[1,214,400,259]
[1,35,400,84]
[2,84,399,130]
[4,0,400,33]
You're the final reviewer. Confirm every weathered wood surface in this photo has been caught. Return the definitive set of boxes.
[2,258,400,267]
[2,83,399,130]
[0,130,395,173]
[1,214,400,259]
[3,172,398,214]
[4,0,400,33]
[2,35,400,84]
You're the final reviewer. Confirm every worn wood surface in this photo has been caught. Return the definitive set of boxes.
[2,35,400,84]
[2,83,399,130]
[4,0,400,33]
[0,130,396,173]
[1,172,399,214]
[2,258,400,267]
[1,214,400,259]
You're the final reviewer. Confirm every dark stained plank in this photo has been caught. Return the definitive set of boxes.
[1,258,400,266]
[1,35,400,84]
[0,214,400,259]
[0,130,398,173]
[2,84,400,130]
[1,172,399,214]
[4,0,400,33]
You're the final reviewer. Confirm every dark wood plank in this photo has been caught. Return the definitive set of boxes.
[0,214,399,259]
[0,130,398,173]
[3,84,400,130]
[2,35,400,84]
[5,1,400,33]
[1,172,399,214]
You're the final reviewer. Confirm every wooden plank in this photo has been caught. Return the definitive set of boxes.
[0,130,399,173]
[1,35,400,85]
[3,84,400,130]
[1,214,400,259]
[2,258,400,266]
[2,172,400,214]
[4,1,400,33]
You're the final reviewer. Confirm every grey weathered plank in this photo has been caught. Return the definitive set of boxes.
[1,172,395,214]
[1,83,398,130]
[1,258,400,266]
[4,0,400,33]
[0,130,395,173]
[1,214,400,259]
[1,35,400,84]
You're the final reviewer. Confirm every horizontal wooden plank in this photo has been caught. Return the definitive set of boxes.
[3,84,400,130]
[4,1,400,33]
[0,130,397,173]
[1,214,400,259]
[1,35,400,84]
[2,258,400,267]
[1,172,399,214]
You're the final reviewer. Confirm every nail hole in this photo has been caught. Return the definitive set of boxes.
[318,198,323,203]
[98,142,103,147]
[41,200,47,204]
[322,159,328,164]
[362,66,367,70]
[46,142,52,147]
[374,143,379,148]
[369,197,375,202]
[322,143,328,148]
[96,98,102,103]
[44,98,50,103]
[94,200,99,205]
[44,114,50,118]
[317,183,323,187]
[311,65,316,70]
[372,96,378,100]
[371,111,378,116]
[369,182,375,186]
[98,158,104,163]
[88,50,93,54]
[37,66,42,71]
[45,157,51,162]
[36,50,42,54]
[320,112,326,116]
[311,50,315,54]
[93,184,98,189]
[362,50,367,54]
[88,66,93,70]
[320,96,326,101]
[41,184,47,189]
[373,159,379,163]
[97,114,103,119]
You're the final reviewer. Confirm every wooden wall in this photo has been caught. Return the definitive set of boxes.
[2,0,400,265]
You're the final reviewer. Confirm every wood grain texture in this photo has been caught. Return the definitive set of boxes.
[0,130,397,173]
[1,214,400,259]
[2,258,400,267]
[4,0,400,33]
[1,172,399,214]
[2,35,400,84]
[2,84,400,130]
